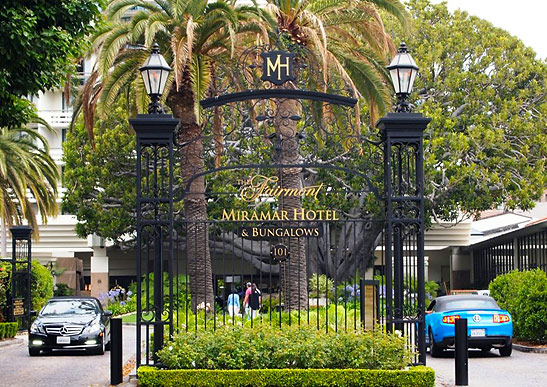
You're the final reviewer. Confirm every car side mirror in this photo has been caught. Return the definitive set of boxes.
[30,310,38,317]
[104,310,113,317]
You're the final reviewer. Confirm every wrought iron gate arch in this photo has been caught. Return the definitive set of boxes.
[134,44,427,368]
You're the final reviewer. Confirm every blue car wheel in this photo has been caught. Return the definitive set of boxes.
[429,329,444,357]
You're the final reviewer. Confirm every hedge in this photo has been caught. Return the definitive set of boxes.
[138,367,435,387]
[158,324,412,370]
[0,322,18,339]
[489,269,547,343]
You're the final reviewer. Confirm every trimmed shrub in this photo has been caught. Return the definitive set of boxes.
[31,260,54,312]
[137,366,435,387]
[158,324,412,370]
[0,322,18,339]
[489,269,547,343]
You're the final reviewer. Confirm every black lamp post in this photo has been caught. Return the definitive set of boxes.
[387,42,419,112]
[139,42,172,114]
[131,43,179,367]
[377,42,430,365]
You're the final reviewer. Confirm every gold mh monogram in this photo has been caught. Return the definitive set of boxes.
[260,50,295,86]
[266,55,291,80]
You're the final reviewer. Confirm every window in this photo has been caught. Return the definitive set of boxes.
[62,128,67,143]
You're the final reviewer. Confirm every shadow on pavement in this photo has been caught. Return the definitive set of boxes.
[429,349,502,359]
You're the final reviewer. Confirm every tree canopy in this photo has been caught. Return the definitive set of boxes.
[393,0,547,222]
[0,0,102,127]
[64,0,547,277]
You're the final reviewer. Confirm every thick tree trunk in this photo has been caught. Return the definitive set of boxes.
[275,98,308,310]
[167,72,214,312]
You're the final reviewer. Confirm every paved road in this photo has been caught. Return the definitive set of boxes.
[0,325,140,387]
[427,348,547,386]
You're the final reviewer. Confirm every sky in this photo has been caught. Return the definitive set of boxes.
[429,0,546,59]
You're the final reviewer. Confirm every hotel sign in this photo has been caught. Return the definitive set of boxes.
[223,174,337,241]
[261,50,296,85]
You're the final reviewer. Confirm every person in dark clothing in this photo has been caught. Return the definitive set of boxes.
[244,283,261,319]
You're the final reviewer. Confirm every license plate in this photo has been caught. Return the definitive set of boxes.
[56,336,71,344]
[470,329,485,337]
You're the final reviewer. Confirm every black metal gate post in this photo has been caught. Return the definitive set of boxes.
[378,112,430,365]
[10,226,32,330]
[131,114,179,366]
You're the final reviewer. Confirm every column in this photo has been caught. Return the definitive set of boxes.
[88,234,109,298]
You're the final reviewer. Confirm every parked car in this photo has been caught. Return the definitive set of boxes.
[425,295,512,357]
[28,296,112,356]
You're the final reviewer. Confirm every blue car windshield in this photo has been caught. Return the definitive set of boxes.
[41,300,99,316]
[441,299,498,311]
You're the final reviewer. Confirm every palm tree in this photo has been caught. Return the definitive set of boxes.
[264,0,409,309]
[0,117,60,257]
[80,0,270,310]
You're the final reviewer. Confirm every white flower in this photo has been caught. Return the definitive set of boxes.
[395,330,402,337]
[169,346,173,351]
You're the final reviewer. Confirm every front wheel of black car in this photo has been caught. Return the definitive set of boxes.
[499,342,512,357]
[429,330,444,357]
[29,348,40,357]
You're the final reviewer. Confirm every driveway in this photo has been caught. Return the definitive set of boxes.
[0,324,141,387]
[427,349,547,386]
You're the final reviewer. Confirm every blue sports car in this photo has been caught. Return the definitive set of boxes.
[425,295,513,357]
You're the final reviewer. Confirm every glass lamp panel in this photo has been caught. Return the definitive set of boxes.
[149,69,162,95]
[408,69,417,94]
[141,69,152,95]
[158,69,169,96]
[389,68,401,93]
[398,68,412,94]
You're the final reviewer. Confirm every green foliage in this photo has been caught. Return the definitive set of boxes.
[31,260,53,312]
[0,124,60,235]
[0,322,18,339]
[0,0,102,127]
[424,281,439,308]
[489,269,547,343]
[0,261,53,318]
[158,324,412,370]
[138,366,435,387]
[388,0,547,220]
[308,274,335,298]
[62,105,136,243]
[0,262,9,321]
[53,283,73,297]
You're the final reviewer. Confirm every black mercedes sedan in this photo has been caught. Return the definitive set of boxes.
[28,296,112,356]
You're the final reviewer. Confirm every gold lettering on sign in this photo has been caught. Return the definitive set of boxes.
[239,175,324,202]
[223,209,339,221]
[266,55,291,81]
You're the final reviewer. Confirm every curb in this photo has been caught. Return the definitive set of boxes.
[513,343,547,354]
[0,337,24,349]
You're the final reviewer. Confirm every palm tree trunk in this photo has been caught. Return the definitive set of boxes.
[275,98,308,310]
[167,71,214,312]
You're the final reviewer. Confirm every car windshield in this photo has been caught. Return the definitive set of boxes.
[440,299,499,311]
[41,300,99,316]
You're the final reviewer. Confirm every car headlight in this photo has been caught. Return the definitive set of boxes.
[30,321,45,334]
[83,323,102,334]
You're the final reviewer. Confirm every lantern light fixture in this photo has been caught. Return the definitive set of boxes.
[387,42,419,112]
[139,43,171,114]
